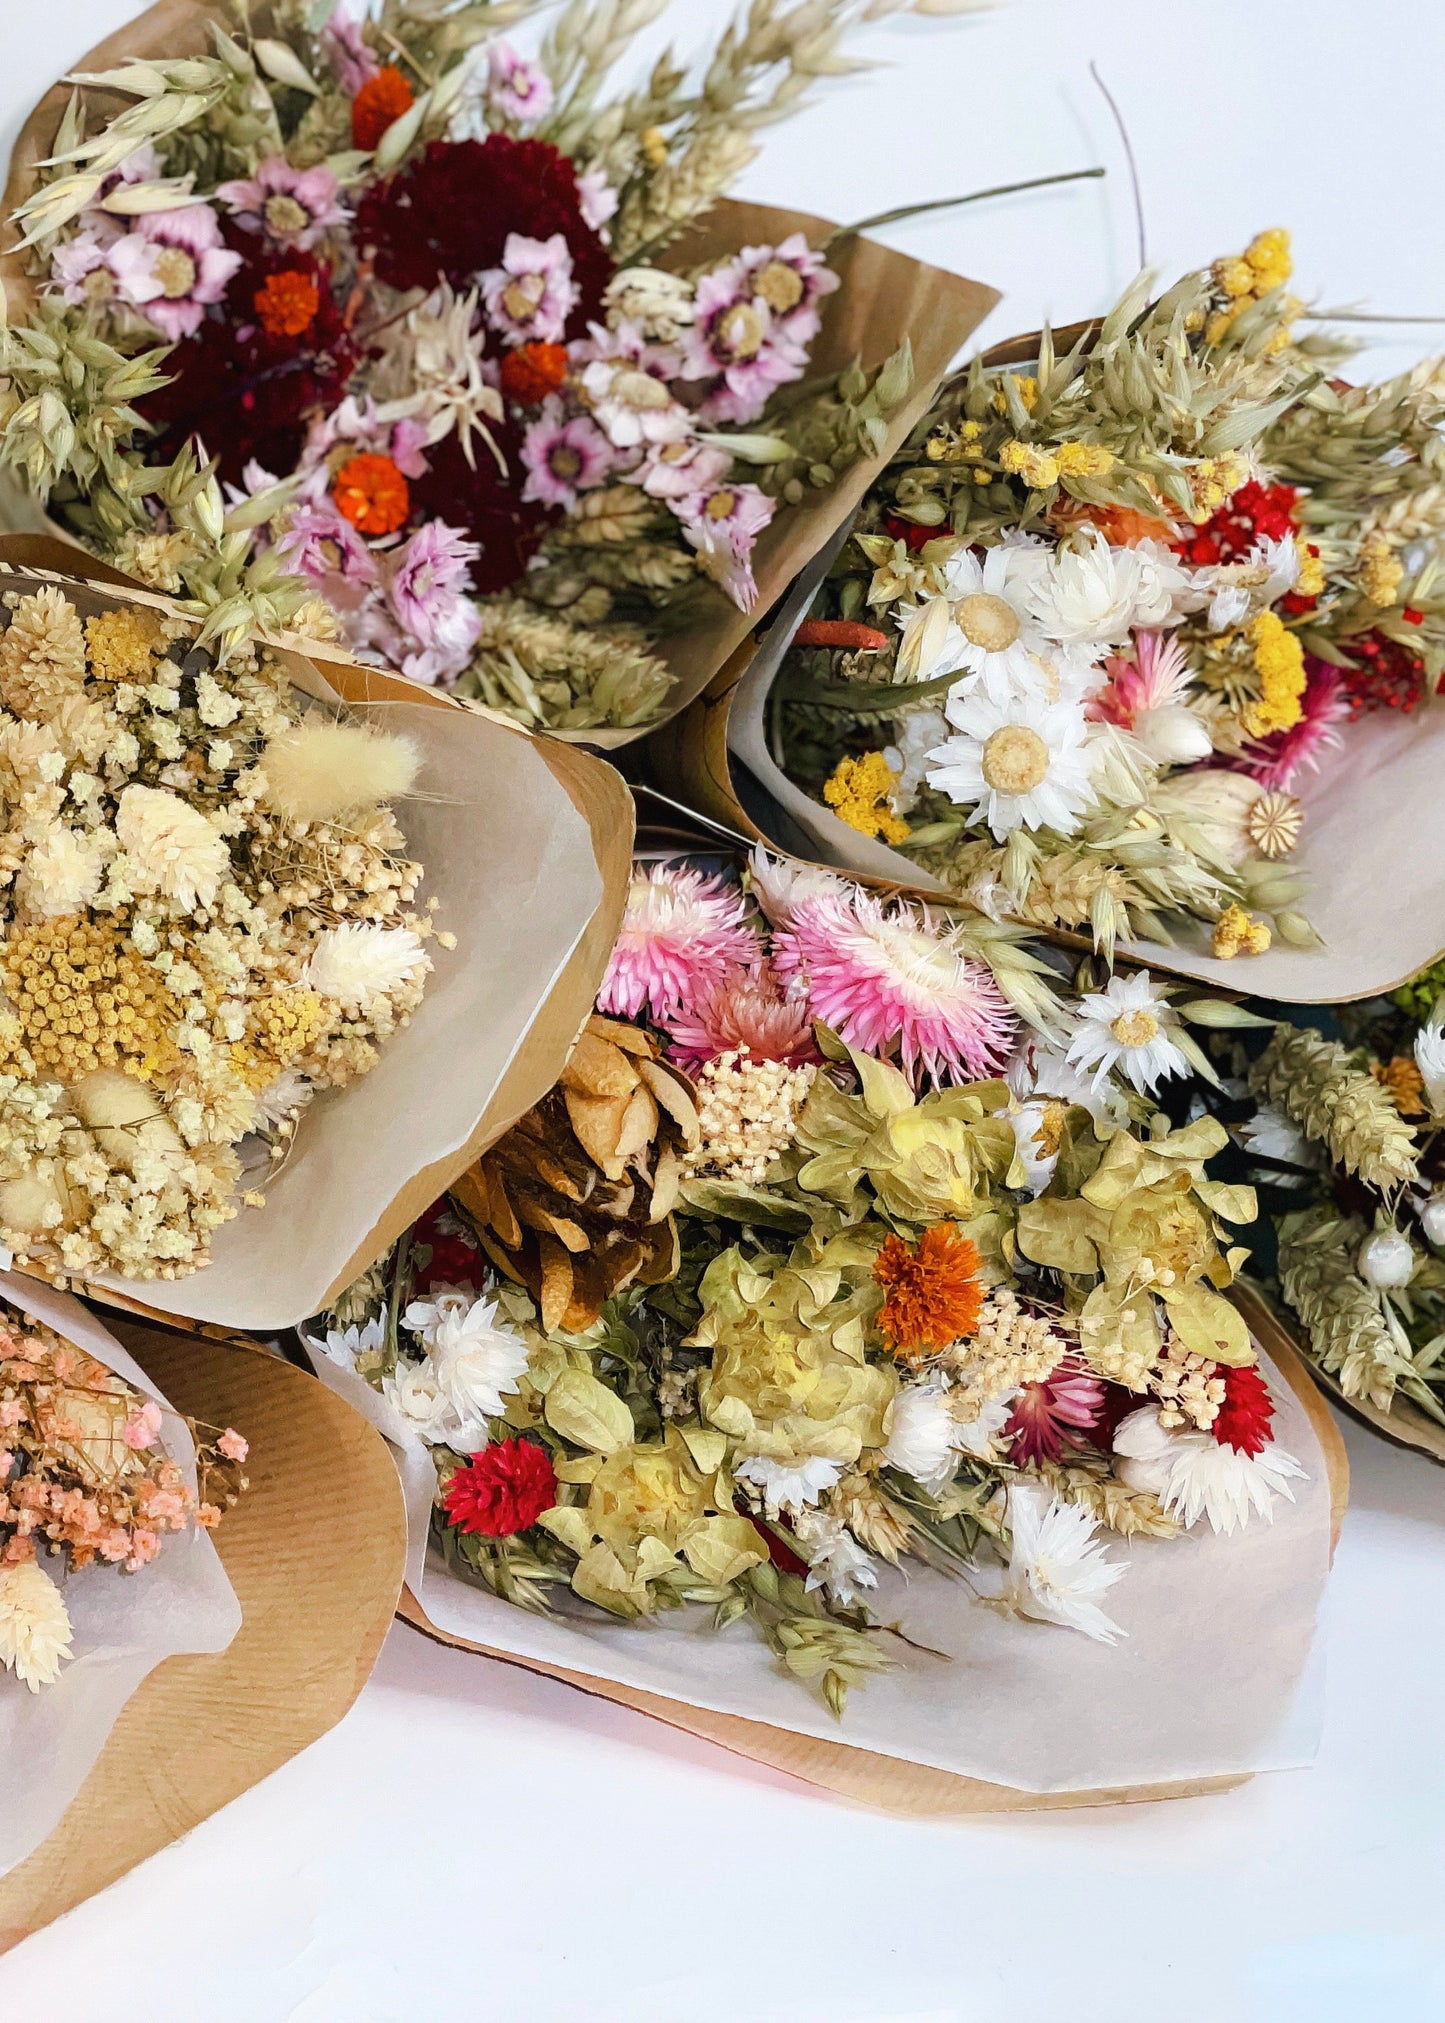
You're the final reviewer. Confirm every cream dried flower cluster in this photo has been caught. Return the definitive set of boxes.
[0,576,439,1281]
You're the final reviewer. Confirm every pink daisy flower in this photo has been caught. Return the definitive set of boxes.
[106,204,242,341]
[1004,1358,1107,1465]
[662,962,819,1071]
[599,865,761,1022]
[678,482,775,611]
[521,401,615,510]
[1231,656,1350,791]
[482,232,578,347]
[771,886,1018,1085]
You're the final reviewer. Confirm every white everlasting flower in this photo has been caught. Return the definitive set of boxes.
[252,1067,315,1130]
[1240,1102,1320,1182]
[746,845,848,927]
[883,1374,966,1491]
[885,706,949,813]
[313,1314,385,1368]
[580,355,689,450]
[926,688,1100,841]
[951,1387,1018,1461]
[792,1509,878,1607]
[1001,1482,1128,1642]
[402,1284,477,1350]
[1026,531,1188,646]
[734,1452,843,1514]
[382,1358,475,1447]
[115,784,230,909]
[429,1294,529,1427]
[305,923,427,1010]
[1066,972,1190,1095]
[15,822,110,918]
[1113,1405,1305,1536]
[0,1560,74,1691]
[1416,1018,1445,1117]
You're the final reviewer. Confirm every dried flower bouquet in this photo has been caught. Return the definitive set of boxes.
[312,849,1312,1716]
[2,0,992,739]
[0,1293,246,1692]
[0,561,443,1285]
[755,230,1445,963]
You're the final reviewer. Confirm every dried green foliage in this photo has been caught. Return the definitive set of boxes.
[1248,1025,1419,1192]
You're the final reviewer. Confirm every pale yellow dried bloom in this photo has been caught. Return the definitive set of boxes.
[0,1560,74,1691]
[0,587,86,718]
[685,1052,816,1185]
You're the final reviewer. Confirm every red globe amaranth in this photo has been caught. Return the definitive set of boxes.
[1175,479,1300,566]
[1211,1363,1276,1457]
[136,233,357,483]
[442,1439,557,1537]
[355,137,612,334]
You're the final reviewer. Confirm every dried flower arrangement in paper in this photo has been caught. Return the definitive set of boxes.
[0,1299,247,1690]
[766,231,1445,957]
[314,852,1304,1714]
[0,575,441,1282]
[0,0,985,732]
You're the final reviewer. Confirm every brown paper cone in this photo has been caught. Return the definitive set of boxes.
[0,5,999,752]
[0,536,635,1332]
[393,1322,1346,1817]
[0,1322,406,1949]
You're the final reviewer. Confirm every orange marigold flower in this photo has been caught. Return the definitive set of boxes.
[332,451,410,536]
[352,65,414,151]
[874,1224,984,1362]
[500,339,570,406]
[254,268,321,339]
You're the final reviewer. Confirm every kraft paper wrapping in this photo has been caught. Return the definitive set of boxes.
[305,1317,1346,1812]
[0,1276,241,1883]
[0,5,1000,753]
[0,538,634,1332]
[0,1317,407,1951]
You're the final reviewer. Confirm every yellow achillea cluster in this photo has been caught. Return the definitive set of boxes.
[1207,227,1296,347]
[1055,441,1116,479]
[1188,452,1251,523]
[83,606,163,686]
[998,439,1061,489]
[1211,904,1272,959]
[1243,609,1306,735]
[229,989,332,1088]
[822,750,909,844]
[0,918,178,1082]
[1359,532,1404,608]
[1295,539,1326,598]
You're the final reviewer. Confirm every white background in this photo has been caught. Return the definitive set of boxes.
[6,1,1445,2016]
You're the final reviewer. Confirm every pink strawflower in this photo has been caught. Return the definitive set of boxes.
[321,4,379,94]
[122,1399,164,1451]
[1004,1359,1107,1464]
[217,156,346,249]
[52,224,123,306]
[771,886,1018,1085]
[217,1428,249,1463]
[679,482,775,610]
[599,865,761,1022]
[521,400,615,510]
[482,232,578,346]
[106,204,243,340]
[1232,656,1350,790]
[662,963,819,1070]
[485,40,555,127]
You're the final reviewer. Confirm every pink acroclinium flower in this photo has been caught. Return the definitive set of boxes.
[678,483,775,611]
[599,865,761,1022]
[521,400,615,510]
[681,236,834,424]
[662,962,819,1071]
[482,232,578,346]
[636,435,733,510]
[577,167,619,237]
[1229,655,1350,791]
[485,40,555,127]
[1004,1358,1107,1464]
[216,156,346,249]
[1090,629,1191,727]
[106,204,242,340]
[771,886,1018,1085]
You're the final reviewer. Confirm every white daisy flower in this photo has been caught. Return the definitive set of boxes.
[1065,972,1190,1095]
[926,688,1100,840]
[792,1509,878,1607]
[1000,1483,1128,1642]
[1113,1405,1305,1535]
[1415,1017,1445,1118]
[897,545,1059,695]
[734,1452,843,1514]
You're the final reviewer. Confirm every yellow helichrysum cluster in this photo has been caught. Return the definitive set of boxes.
[0,917,178,1083]
[822,749,910,845]
[1207,228,1296,348]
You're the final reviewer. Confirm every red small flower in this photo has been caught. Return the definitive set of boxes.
[500,340,569,407]
[1004,1358,1106,1464]
[442,1438,557,1537]
[414,1200,484,1294]
[1340,630,1424,717]
[333,451,410,535]
[1211,1363,1276,1456]
[352,65,414,151]
[882,513,936,553]
[1175,479,1300,566]
[253,268,320,339]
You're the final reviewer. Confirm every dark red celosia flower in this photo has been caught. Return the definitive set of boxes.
[409,422,556,592]
[355,137,612,334]
[1005,1358,1107,1464]
[413,1200,485,1295]
[1211,1363,1276,1456]
[1175,479,1300,565]
[136,234,358,483]
[442,1438,557,1537]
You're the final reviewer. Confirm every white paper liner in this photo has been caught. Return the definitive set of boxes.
[305,1334,1331,1795]
[84,691,603,1330]
[0,1276,241,1877]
